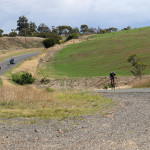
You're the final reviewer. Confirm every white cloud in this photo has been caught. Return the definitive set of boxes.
[1,0,150,33]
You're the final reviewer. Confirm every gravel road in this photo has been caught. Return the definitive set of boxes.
[0,51,40,75]
[0,89,150,150]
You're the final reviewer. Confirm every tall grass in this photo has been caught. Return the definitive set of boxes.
[0,85,114,119]
[133,79,150,88]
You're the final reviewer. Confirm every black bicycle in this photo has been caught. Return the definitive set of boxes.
[110,77,116,89]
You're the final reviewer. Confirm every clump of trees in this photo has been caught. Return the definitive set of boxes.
[0,15,132,40]
[127,54,147,80]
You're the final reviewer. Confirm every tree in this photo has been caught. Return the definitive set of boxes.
[108,27,118,32]
[127,54,147,80]
[37,23,51,33]
[57,25,73,36]
[0,29,3,37]
[80,24,89,33]
[73,27,80,33]
[29,22,37,33]
[51,26,58,34]
[88,27,97,34]
[122,26,131,31]
[17,16,29,32]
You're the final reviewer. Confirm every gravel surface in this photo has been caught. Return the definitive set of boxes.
[0,52,40,75]
[0,90,150,150]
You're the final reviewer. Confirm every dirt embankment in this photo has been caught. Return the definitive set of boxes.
[37,75,150,90]
[0,37,44,50]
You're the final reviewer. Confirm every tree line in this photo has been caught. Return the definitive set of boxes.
[0,16,131,38]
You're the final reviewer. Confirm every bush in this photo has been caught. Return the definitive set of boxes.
[12,72,35,85]
[66,33,79,41]
[40,77,49,84]
[46,33,62,42]
[42,38,56,48]
[103,83,112,89]
[9,32,17,37]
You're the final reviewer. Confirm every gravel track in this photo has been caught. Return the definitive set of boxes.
[0,89,150,150]
[0,51,40,75]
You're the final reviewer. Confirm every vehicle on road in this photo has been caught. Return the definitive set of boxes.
[8,58,15,64]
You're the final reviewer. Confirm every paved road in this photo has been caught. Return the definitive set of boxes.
[95,88,150,93]
[0,51,40,75]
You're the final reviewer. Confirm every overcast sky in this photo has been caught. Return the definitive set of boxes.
[0,0,150,33]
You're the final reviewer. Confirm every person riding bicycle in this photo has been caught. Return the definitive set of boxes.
[110,71,116,87]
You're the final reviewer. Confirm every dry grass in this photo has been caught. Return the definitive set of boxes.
[132,79,150,88]
[0,37,43,50]
[0,84,114,119]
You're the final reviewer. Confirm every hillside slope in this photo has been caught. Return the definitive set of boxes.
[0,36,44,50]
[40,26,150,77]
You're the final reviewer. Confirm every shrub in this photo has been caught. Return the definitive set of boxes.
[42,38,56,48]
[66,33,79,41]
[103,84,108,89]
[46,33,62,42]
[40,77,49,84]
[103,83,112,89]
[9,32,17,37]
[38,32,47,38]
[12,72,35,85]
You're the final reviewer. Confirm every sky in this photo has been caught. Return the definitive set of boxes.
[0,0,150,33]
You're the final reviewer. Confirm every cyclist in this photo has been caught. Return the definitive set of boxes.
[110,71,116,88]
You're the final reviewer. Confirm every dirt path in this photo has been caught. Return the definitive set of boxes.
[0,91,150,149]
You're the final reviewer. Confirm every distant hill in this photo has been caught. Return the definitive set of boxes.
[40,26,150,77]
[0,36,44,50]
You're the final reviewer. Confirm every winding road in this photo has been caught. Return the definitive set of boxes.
[0,51,40,75]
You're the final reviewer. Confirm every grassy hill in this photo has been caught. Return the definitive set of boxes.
[40,26,150,77]
[0,36,43,50]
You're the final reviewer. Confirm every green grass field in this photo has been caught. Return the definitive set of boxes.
[40,26,150,78]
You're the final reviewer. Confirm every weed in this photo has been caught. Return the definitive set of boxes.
[46,87,55,92]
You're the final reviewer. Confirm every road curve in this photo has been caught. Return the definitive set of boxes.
[0,51,40,75]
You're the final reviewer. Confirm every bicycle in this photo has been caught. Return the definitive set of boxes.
[110,77,117,89]
[111,80,115,89]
